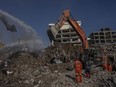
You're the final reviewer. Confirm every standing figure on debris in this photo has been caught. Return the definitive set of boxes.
[108,63,112,72]
[102,51,108,71]
[85,61,91,78]
[74,58,82,83]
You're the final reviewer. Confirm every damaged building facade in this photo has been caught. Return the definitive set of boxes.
[47,21,82,46]
[89,28,116,47]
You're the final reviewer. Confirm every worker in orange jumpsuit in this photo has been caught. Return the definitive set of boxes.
[74,58,82,83]
[102,52,108,71]
[108,63,112,72]
[102,51,112,72]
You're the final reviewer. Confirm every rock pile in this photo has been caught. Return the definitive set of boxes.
[0,52,77,87]
[0,50,116,87]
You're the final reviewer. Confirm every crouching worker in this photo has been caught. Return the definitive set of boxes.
[74,58,82,83]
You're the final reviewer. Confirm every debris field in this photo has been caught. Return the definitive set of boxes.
[0,46,115,87]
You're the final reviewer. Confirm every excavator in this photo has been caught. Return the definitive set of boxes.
[53,10,103,67]
[55,10,89,51]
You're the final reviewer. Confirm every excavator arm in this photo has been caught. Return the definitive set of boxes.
[0,14,16,32]
[56,10,89,49]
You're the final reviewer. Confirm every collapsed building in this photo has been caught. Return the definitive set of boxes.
[47,21,82,46]
[89,28,116,47]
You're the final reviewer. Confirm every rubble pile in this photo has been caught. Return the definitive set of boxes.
[0,52,77,87]
[0,52,41,87]
[44,44,79,64]
[94,71,116,87]
[81,71,116,87]
[0,46,115,87]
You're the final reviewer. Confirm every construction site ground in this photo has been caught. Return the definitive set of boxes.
[0,51,116,87]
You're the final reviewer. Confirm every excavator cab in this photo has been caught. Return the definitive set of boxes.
[88,49,102,66]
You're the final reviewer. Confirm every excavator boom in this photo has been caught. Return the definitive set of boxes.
[56,10,89,49]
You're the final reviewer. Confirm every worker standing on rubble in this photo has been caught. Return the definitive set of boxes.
[102,50,113,72]
[108,63,112,72]
[74,58,82,83]
[102,51,108,71]
[85,61,91,78]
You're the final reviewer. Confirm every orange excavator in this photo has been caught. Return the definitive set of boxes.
[55,10,89,51]
[55,10,111,71]
[55,10,104,61]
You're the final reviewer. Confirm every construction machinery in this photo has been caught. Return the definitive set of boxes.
[55,10,89,51]
[53,10,105,66]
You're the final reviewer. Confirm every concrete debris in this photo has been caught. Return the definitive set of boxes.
[0,44,116,87]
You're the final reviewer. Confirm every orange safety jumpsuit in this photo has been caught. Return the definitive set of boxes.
[108,64,112,72]
[74,60,82,83]
[102,54,108,71]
